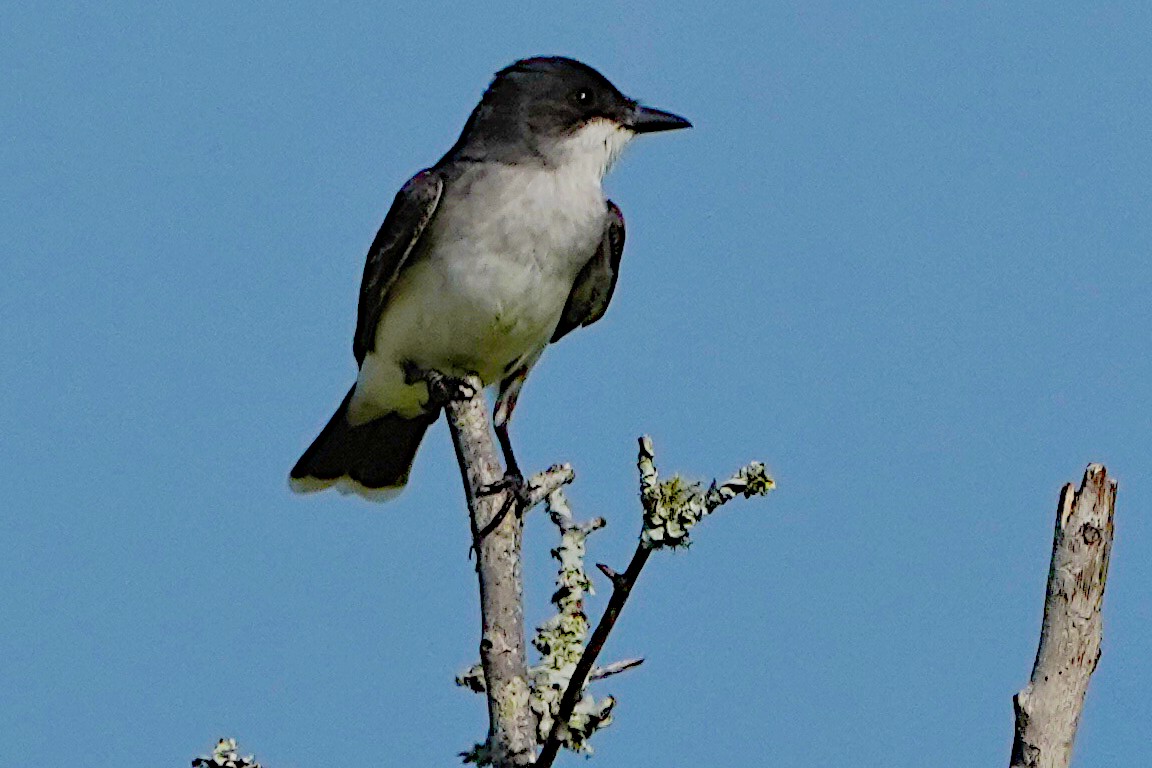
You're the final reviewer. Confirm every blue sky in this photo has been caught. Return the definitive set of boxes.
[3,2,1149,766]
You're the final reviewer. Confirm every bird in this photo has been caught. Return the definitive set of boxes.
[290,56,690,501]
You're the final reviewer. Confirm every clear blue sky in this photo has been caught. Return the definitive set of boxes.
[3,3,1149,766]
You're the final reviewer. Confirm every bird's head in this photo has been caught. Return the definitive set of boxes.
[450,56,691,175]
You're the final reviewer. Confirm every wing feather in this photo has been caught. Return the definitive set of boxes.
[353,169,444,365]
[551,200,626,343]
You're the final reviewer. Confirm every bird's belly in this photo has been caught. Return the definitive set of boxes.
[351,249,573,421]
[410,251,565,374]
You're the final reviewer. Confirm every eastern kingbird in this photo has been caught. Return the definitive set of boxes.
[290,56,690,500]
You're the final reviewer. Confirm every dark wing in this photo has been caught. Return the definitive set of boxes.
[353,169,444,366]
[551,200,626,343]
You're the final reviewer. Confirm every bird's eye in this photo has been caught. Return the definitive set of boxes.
[571,89,591,105]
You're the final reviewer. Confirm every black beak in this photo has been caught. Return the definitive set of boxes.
[629,104,692,134]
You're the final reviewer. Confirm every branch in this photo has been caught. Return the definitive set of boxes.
[1009,464,1117,768]
[525,464,576,509]
[589,657,645,681]
[460,486,637,758]
[534,436,773,768]
[442,376,537,767]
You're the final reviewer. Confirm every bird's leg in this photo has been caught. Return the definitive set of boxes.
[495,421,522,481]
[469,422,533,553]
[477,370,533,514]
[477,421,531,506]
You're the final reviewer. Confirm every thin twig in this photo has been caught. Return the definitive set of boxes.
[526,464,576,510]
[589,657,645,682]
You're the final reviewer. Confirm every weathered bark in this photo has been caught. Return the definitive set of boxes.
[443,378,535,767]
[1010,464,1117,768]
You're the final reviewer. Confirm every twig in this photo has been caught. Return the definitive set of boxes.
[589,657,645,681]
[1009,464,1117,768]
[526,464,576,509]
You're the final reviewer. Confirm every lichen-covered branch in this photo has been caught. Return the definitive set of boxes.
[533,436,773,768]
[458,487,637,757]
[528,489,616,755]
[212,418,770,767]
[192,739,262,768]
[638,435,774,550]
[525,464,576,508]
[1009,464,1117,768]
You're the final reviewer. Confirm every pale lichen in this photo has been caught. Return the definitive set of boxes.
[638,436,774,549]
[457,674,532,764]
[192,739,262,768]
[528,489,615,754]
[456,662,486,693]
[456,488,623,759]
[460,740,492,765]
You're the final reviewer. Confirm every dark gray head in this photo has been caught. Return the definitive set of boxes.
[441,56,690,168]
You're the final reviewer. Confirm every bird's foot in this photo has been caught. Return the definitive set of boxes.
[404,364,478,407]
[479,470,532,508]
[469,471,533,550]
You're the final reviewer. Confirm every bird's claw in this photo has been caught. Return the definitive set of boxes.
[434,375,477,404]
[467,471,533,553]
[479,471,531,508]
[404,364,477,406]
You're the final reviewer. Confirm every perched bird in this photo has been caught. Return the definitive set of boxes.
[290,56,690,500]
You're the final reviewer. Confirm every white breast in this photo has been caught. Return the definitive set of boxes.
[351,141,621,422]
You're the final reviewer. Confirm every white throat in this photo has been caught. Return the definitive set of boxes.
[551,119,634,181]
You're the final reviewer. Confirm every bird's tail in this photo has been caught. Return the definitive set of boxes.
[289,388,437,501]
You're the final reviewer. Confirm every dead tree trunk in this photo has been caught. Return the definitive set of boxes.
[1009,464,1117,768]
